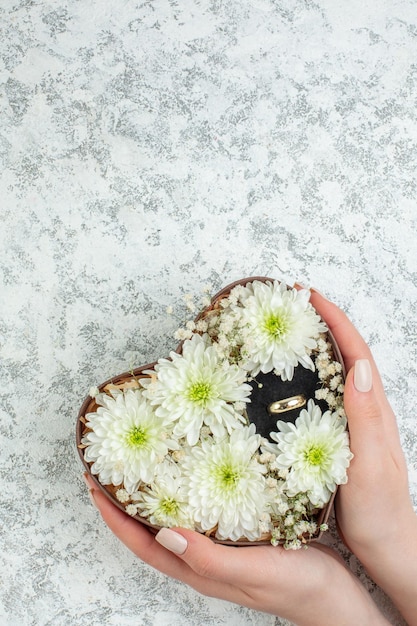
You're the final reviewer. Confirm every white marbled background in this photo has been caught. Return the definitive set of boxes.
[1,0,416,624]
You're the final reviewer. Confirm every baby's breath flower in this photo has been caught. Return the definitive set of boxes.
[266,476,278,488]
[173,328,193,341]
[285,538,302,550]
[330,375,342,390]
[315,388,328,401]
[195,319,208,332]
[271,528,281,546]
[126,504,138,516]
[116,488,130,503]
[171,449,187,462]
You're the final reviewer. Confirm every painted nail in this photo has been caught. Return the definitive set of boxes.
[83,472,95,490]
[310,287,328,300]
[83,473,99,509]
[155,528,188,555]
[293,282,309,291]
[354,359,373,392]
[88,488,99,510]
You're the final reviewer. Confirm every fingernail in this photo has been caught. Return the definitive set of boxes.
[83,473,99,509]
[83,472,95,490]
[155,528,188,555]
[354,359,373,392]
[88,488,99,510]
[310,287,328,300]
[293,282,309,290]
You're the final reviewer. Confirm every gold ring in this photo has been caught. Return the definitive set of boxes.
[268,395,306,414]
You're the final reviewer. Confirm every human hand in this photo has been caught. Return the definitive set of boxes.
[310,290,417,625]
[84,473,388,626]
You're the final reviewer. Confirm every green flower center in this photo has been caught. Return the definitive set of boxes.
[126,426,148,448]
[187,380,212,405]
[263,311,290,339]
[213,463,241,492]
[304,444,327,466]
[159,498,179,516]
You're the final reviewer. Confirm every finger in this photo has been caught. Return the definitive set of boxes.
[343,362,386,456]
[309,291,401,443]
[89,486,191,578]
[86,482,243,601]
[82,477,275,592]
[309,290,391,403]
[156,526,275,589]
[343,361,404,461]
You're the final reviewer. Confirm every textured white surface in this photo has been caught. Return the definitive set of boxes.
[1,1,416,624]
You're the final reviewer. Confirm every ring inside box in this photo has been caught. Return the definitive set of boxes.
[246,367,329,440]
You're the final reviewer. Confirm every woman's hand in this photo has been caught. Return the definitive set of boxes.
[84,474,388,626]
[310,290,417,625]
[81,287,417,625]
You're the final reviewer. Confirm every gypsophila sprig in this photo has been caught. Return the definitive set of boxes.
[79,277,351,548]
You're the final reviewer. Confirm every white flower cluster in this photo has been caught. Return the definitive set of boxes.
[81,279,352,548]
[314,336,345,416]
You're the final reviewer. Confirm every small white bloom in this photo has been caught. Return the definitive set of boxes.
[269,400,353,507]
[181,425,267,541]
[89,386,100,398]
[315,388,328,401]
[285,538,302,550]
[82,389,178,493]
[237,281,327,380]
[116,488,130,503]
[195,319,208,332]
[143,334,251,445]
[173,328,193,341]
[126,504,138,516]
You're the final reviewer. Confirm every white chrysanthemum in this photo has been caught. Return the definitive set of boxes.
[237,280,327,380]
[132,462,193,528]
[142,333,251,446]
[181,425,267,541]
[82,389,178,493]
[268,400,353,507]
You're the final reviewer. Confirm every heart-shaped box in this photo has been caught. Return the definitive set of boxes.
[77,277,349,547]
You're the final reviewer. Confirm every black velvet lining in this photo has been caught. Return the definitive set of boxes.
[246,366,329,441]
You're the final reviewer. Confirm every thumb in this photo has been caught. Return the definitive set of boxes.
[155,527,262,587]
